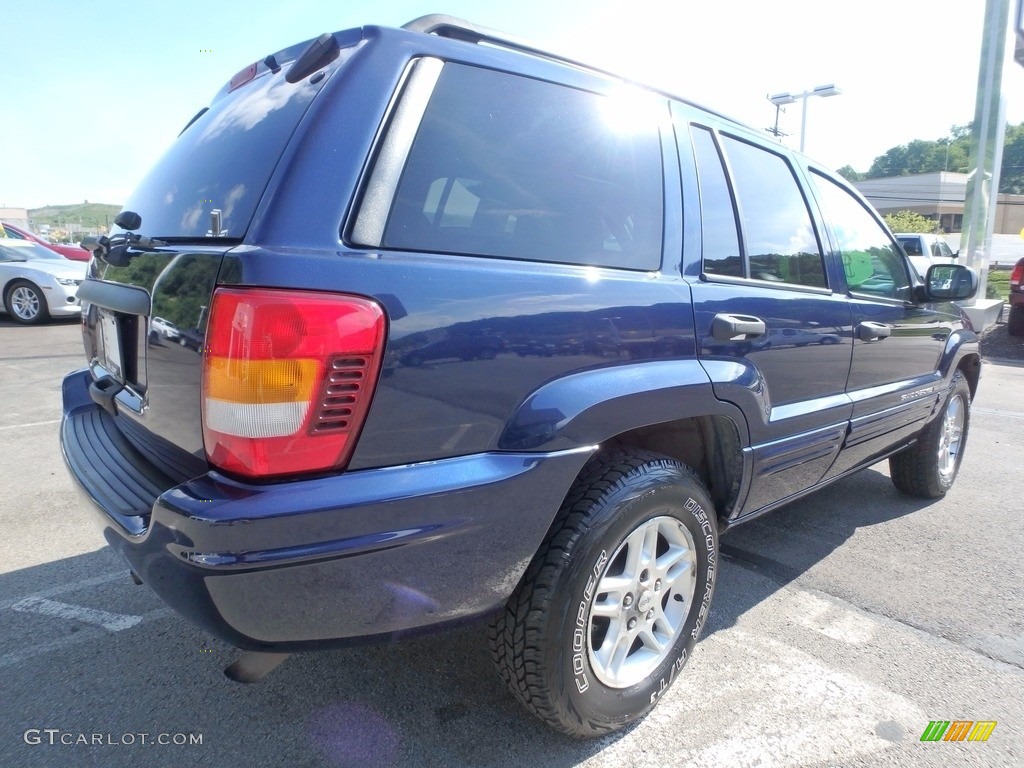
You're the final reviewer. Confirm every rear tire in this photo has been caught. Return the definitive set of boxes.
[4,281,49,325]
[890,370,971,498]
[489,448,718,737]
[1008,305,1024,337]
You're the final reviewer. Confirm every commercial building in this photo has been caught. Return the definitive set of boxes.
[0,207,30,231]
[854,172,1024,235]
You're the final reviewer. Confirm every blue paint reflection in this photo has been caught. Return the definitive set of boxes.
[309,702,399,768]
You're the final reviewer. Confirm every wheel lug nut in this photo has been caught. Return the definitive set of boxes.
[646,609,655,621]
[640,569,649,583]
[627,618,637,630]
[623,593,633,607]
[654,579,662,592]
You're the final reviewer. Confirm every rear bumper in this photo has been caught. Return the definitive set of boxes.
[60,368,593,650]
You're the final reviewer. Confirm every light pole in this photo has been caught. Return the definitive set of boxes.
[768,84,842,153]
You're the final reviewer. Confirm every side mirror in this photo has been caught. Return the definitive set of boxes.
[923,264,978,302]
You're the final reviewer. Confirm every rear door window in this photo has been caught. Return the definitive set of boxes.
[379,63,664,270]
[897,237,924,256]
[718,135,826,288]
[685,123,826,289]
[689,127,742,278]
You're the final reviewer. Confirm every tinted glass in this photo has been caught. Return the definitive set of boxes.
[116,48,356,239]
[721,136,825,288]
[932,239,954,258]
[0,240,63,261]
[690,127,742,277]
[811,172,912,301]
[383,64,664,270]
[897,236,923,256]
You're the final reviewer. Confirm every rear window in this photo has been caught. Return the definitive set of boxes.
[897,236,923,256]
[381,63,664,270]
[116,48,354,240]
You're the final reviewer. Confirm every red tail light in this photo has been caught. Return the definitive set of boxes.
[1010,261,1024,290]
[202,288,385,479]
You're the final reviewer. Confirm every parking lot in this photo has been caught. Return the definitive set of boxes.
[1,317,1021,767]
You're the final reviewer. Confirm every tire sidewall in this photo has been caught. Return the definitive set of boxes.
[1007,305,1024,336]
[547,463,718,730]
[935,375,971,492]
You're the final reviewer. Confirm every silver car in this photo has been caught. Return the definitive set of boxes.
[149,316,181,340]
[0,239,87,324]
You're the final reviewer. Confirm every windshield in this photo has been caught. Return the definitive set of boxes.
[116,44,357,240]
[0,239,66,261]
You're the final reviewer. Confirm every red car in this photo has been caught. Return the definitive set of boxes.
[0,221,90,261]
[1009,256,1024,336]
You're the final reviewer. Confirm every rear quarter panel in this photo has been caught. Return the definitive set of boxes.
[218,247,704,468]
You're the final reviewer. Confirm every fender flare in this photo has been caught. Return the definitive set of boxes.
[937,327,981,395]
[498,359,749,451]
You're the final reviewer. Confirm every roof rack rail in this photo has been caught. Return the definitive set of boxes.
[402,14,624,83]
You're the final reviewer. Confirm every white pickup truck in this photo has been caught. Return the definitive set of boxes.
[895,233,957,278]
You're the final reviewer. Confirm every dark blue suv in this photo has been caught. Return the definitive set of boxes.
[61,16,981,737]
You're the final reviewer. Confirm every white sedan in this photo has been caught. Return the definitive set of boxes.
[0,239,87,324]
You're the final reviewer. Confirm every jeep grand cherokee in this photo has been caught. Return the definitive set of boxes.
[61,15,980,736]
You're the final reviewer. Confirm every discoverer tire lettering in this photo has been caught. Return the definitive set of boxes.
[488,448,719,737]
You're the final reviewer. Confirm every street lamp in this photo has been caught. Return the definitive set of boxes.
[768,84,842,153]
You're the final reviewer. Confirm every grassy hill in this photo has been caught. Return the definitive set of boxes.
[29,202,122,231]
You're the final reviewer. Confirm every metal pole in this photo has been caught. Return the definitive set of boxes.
[961,0,1011,302]
[799,92,809,153]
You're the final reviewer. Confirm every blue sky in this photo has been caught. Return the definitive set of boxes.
[4,0,1023,209]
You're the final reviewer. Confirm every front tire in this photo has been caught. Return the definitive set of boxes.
[489,449,718,737]
[4,281,49,325]
[890,370,971,498]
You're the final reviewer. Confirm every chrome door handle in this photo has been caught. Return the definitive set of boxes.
[857,321,891,341]
[712,314,766,340]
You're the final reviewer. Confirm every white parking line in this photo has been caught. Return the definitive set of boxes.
[0,570,128,611]
[589,598,926,768]
[441,423,474,451]
[0,608,173,669]
[0,571,176,668]
[0,419,61,430]
[11,597,143,631]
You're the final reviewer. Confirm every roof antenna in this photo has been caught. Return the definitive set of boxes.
[765,98,788,139]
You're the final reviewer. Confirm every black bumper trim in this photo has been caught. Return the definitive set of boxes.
[61,371,175,533]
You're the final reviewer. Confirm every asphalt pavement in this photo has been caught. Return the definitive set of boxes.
[0,316,1021,767]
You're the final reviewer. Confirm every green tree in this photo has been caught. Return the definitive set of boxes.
[836,165,864,182]
[865,134,972,177]
[851,123,1020,190]
[999,122,1024,194]
[883,210,940,233]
